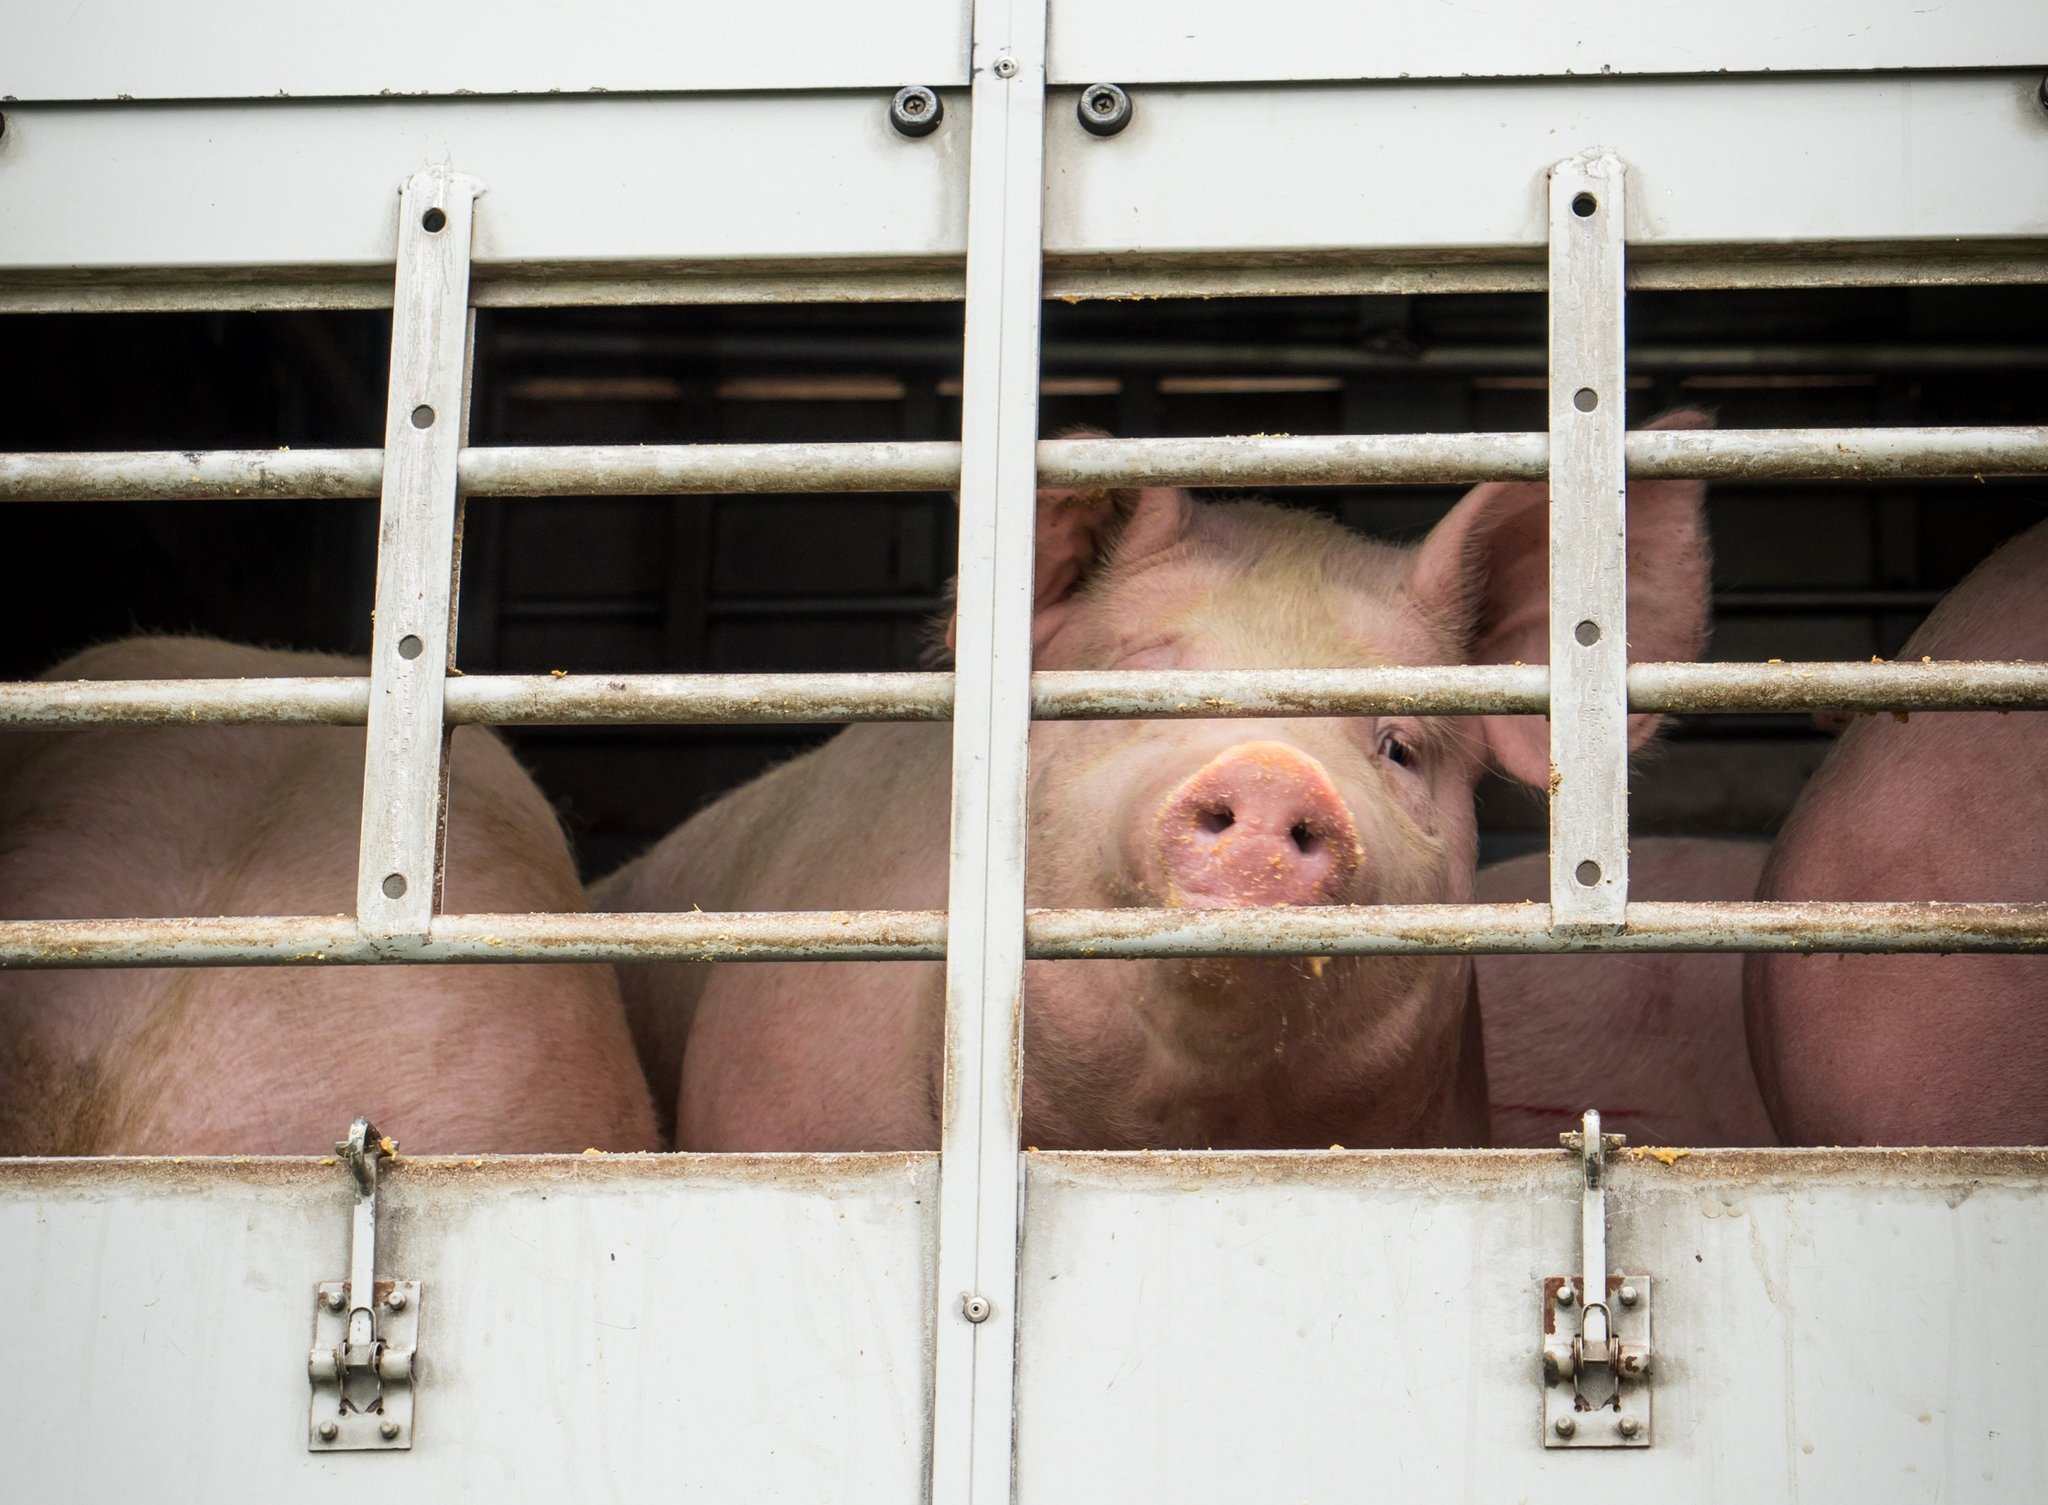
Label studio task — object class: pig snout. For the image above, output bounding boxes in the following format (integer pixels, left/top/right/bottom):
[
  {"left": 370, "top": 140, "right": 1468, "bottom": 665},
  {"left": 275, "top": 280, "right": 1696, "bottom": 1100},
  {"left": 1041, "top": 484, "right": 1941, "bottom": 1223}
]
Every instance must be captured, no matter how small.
[{"left": 1155, "top": 741, "right": 1363, "bottom": 908}]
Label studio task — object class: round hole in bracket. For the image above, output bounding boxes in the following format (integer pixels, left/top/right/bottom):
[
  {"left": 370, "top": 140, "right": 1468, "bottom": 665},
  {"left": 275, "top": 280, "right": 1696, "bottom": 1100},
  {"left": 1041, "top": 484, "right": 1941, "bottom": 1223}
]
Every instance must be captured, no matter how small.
[
  {"left": 1575, "top": 860, "right": 1602, "bottom": 887},
  {"left": 421, "top": 207, "right": 447, "bottom": 233},
  {"left": 397, "top": 634, "right": 424, "bottom": 660},
  {"left": 382, "top": 873, "right": 409, "bottom": 899},
  {"left": 1571, "top": 191, "right": 1598, "bottom": 217},
  {"left": 1573, "top": 387, "right": 1599, "bottom": 413},
  {"left": 1574, "top": 619, "right": 1602, "bottom": 646},
  {"left": 410, "top": 404, "right": 435, "bottom": 429}
]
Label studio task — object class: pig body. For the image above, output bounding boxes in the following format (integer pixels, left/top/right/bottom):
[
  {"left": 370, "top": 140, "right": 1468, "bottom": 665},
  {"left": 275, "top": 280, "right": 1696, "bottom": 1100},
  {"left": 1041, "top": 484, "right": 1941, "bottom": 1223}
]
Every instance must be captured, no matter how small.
[
  {"left": 602, "top": 419, "right": 1711, "bottom": 1152},
  {"left": 0, "top": 636, "right": 659, "bottom": 1155},
  {"left": 1477, "top": 838, "right": 1778, "bottom": 1149},
  {"left": 1745, "top": 521, "right": 2048, "bottom": 1145}
]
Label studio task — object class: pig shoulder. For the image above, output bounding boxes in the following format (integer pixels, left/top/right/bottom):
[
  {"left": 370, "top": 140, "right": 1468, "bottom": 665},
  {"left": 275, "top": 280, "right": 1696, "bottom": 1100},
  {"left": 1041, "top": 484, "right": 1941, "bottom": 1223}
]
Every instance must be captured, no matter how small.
[
  {"left": 1477, "top": 837, "right": 1777, "bottom": 1148},
  {"left": 0, "top": 635, "right": 657, "bottom": 1155}
]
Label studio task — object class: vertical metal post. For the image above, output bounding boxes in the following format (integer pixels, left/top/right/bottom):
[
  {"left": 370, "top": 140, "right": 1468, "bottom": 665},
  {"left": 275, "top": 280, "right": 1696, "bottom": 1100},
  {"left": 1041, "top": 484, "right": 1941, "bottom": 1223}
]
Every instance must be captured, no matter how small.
[
  {"left": 1546, "top": 152, "right": 1630, "bottom": 929},
  {"left": 356, "top": 169, "right": 480, "bottom": 941},
  {"left": 930, "top": 3, "right": 1047, "bottom": 1501}
]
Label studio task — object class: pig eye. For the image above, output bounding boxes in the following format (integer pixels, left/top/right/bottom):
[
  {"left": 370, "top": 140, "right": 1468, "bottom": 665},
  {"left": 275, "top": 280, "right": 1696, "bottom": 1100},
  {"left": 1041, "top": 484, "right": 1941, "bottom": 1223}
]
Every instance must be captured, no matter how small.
[{"left": 1378, "top": 728, "right": 1416, "bottom": 768}]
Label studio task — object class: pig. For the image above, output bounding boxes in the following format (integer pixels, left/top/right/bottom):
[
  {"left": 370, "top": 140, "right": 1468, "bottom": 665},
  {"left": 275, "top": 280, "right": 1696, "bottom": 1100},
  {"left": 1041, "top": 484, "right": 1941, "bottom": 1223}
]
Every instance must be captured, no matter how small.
[
  {"left": 0, "top": 636, "right": 660, "bottom": 1156},
  {"left": 1476, "top": 837, "right": 1778, "bottom": 1149},
  {"left": 599, "top": 414, "right": 1713, "bottom": 1152},
  {"left": 1745, "top": 518, "right": 2048, "bottom": 1145}
]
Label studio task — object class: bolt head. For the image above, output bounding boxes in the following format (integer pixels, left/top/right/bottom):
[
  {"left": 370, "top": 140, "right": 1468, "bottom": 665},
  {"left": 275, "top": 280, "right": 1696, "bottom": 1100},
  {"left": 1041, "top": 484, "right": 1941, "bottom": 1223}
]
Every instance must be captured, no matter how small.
[
  {"left": 1618, "top": 1415, "right": 1642, "bottom": 1438},
  {"left": 385, "top": 1288, "right": 408, "bottom": 1311},
  {"left": 1556, "top": 1282, "right": 1577, "bottom": 1307},
  {"left": 1619, "top": 1283, "right": 1639, "bottom": 1307},
  {"left": 317, "top": 1421, "right": 339, "bottom": 1442},
  {"left": 992, "top": 55, "right": 1019, "bottom": 78},
  {"left": 1553, "top": 1415, "right": 1577, "bottom": 1439},
  {"left": 323, "top": 1288, "right": 345, "bottom": 1311},
  {"left": 379, "top": 1419, "right": 402, "bottom": 1441}
]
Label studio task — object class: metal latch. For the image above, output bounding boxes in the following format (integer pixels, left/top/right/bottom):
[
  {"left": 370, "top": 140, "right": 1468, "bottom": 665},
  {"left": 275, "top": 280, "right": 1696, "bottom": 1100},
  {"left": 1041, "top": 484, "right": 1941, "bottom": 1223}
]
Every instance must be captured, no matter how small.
[
  {"left": 1542, "top": 1108, "right": 1652, "bottom": 1447},
  {"left": 308, "top": 1118, "right": 420, "bottom": 1450}
]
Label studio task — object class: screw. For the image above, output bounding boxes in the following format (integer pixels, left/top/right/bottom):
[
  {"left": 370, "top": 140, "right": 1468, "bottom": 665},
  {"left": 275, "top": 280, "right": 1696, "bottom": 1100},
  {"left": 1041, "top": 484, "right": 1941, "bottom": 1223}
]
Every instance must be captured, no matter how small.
[
  {"left": 962, "top": 1293, "right": 992, "bottom": 1323},
  {"left": 1077, "top": 83, "right": 1133, "bottom": 137},
  {"left": 1618, "top": 1415, "right": 1642, "bottom": 1439},
  {"left": 323, "top": 1288, "right": 345, "bottom": 1312},
  {"left": 1619, "top": 1283, "right": 1639, "bottom": 1307},
  {"left": 385, "top": 1288, "right": 408, "bottom": 1312},
  {"left": 889, "top": 86, "right": 943, "bottom": 139},
  {"left": 1556, "top": 1282, "right": 1577, "bottom": 1307},
  {"left": 380, "top": 1419, "right": 402, "bottom": 1441},
  {"left": 1554, "top": 1415, "right": 1577, "bottom": 1439},
  {"left": 317, "top": 1421, "right": 339, "bottom": 1442},
  {"left": 992, "top": 55, "right": 1018, "bottom": 78}
]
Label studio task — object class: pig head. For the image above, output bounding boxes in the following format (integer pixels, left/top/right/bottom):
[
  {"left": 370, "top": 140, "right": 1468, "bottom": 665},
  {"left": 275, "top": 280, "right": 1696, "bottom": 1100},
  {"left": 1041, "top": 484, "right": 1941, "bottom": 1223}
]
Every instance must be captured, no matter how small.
[{"left": 989, "top": 415, "right": 1713, "bottom": 1149}]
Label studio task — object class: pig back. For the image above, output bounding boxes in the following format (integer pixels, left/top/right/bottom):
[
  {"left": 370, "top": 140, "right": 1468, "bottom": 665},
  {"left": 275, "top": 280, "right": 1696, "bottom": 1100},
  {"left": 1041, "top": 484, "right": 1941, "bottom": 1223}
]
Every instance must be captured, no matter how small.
[
  {"left": 1746, "top": 520, "right": 2048, "bottom": 1145},
  {"left": 0, "top": 636, "right": 659, "bottom": 1155}
]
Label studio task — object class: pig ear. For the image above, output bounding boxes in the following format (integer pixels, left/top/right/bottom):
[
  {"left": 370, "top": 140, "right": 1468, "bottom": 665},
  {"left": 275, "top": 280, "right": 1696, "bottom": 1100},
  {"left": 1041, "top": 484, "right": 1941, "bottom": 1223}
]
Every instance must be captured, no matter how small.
[
  {"left": 1407, "top": 409, "right": 1713, "bottom": 787},
  {"left": 946, "top": 430, "right": 1190, "bottom": 653}
]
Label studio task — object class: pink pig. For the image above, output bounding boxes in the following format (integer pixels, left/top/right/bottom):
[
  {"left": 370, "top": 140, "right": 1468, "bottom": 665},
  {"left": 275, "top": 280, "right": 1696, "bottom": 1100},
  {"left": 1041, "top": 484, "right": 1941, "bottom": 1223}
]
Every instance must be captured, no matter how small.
[
  {"left": 0, "top": 636, "right": 660, "bottom": 1156},
  {"left": 1746, "top": 518, "right": 2048, "bottom": 1145},
  {"left": 599, "top": 415, "right": 1712, "bottom": 1151}
]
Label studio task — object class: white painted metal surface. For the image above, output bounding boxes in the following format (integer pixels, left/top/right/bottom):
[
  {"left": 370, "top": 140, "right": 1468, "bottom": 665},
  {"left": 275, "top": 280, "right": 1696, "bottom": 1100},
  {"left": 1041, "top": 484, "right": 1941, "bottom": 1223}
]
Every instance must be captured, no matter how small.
[
  {"left": 1015, "top": 1150, "right": 2048, "bottom": 1502},
  {"left": 355, "top": 171, "right": 476, "bottom": 939},
  {"left": 1545, "top": 153, "right": 1629, "bottom": 927},
  {"left": 4, "top": 1154, "right": 937, "bottom": 1500},
  {"left": 931, "top": 2, "right": 1048, "bottom": 1497},
  {"left": 5, "top": 0, "right": 971, "bottom": 100},
  {"left": 1048, "top": 0, "right": 2048, "bottom": 84}
]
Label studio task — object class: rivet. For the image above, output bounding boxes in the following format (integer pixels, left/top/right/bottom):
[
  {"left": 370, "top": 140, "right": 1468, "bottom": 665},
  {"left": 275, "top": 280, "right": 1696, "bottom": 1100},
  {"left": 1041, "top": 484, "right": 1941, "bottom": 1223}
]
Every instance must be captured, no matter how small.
[
  {"left": 379, "top": 1419, "right": 402, "bottom": 1441},
  {"left": 385, "top": 1288, "right": 408, "bottom": 1312},
  {"left": 318, "top": 1421, "right": 339, "bottom": 1442},
  {"left": 992, "top": 55, "right": 1018, "bottom": 78},
  {"left": 1556, "top": 1282, "right": 1577, "bottom": 1307},
  {"left": 1619, "top": 1283, "right": 1638, "bottom": 1307},
  {"left": 323, "top": 1288, "right": 345, "bottom": 1311},
  {"left": 962, "top": 1292, "right": 992, "bottom": 1323},
  {"left": 1554, "top": 1415, "right": 1577, "bottom": 1439},
  {"left": 1618, "top": 1415, "right": 1641, "bottom": 1438}
]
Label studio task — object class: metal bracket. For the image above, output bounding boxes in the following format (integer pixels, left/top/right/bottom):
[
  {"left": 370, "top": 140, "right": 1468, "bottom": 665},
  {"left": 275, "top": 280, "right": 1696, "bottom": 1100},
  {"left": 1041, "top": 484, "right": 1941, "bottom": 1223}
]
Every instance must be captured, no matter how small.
[
  {"left": 1542, "top": 1109, "right": 1652, "bottom": 1448},
  {"left": 309, "top": 1118, "right": 419, "bottom": 1451}
]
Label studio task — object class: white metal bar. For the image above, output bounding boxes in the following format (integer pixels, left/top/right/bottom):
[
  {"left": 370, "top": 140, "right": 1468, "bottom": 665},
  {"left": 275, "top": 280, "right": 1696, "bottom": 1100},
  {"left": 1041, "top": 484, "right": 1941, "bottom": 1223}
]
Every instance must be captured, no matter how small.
[
  {"left": 10, "top": 660, "right": 2048, "bottom": 729},
  {"left": 931, "top": 4, "right": 1047, "bottom": 1500},
  {"left": 2, "top": 902, "right": 2046, "bottom": 970},
  {"left": 11, "top": 426, "right": 2047, "bottom": 505},
  {"left": 1547, "top": 152, "right": 1630, "bottom": 928},
  {"left": 355, "top": 170, "right": 480, "bottom": 941}
]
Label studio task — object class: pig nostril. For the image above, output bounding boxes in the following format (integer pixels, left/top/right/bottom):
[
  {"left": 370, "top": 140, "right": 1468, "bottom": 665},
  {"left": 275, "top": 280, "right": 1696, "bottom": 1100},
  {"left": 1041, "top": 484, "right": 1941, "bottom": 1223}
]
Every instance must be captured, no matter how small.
[
  {"left": 1289, "top": 822, "right": 1320, "bottom": 855},
  {"left": 1196, "top": 808, "right": 1234, "bottom": 835}
]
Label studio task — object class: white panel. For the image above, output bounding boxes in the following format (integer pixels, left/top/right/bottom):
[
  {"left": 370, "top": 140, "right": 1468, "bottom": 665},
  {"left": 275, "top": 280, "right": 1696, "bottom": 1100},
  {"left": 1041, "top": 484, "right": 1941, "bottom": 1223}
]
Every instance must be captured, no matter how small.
[
  {"left": 4, "top": 1155, "right": 936, "bottom": 1501},
  {"left": 0, "top": 93, "right": 970, "bottom": 280},
  {"left": 1043, "top": 72, "right": 2048, "bottom": 260},
  {"left": 6, "top": 0, "right": 969, "bottom": 101},
  {"left": 1048, "top": 0, "right": 2048, "bottom": 84},
  {"left": 1016, "top": 1151, "right": 2048, "bottom": 1503}
]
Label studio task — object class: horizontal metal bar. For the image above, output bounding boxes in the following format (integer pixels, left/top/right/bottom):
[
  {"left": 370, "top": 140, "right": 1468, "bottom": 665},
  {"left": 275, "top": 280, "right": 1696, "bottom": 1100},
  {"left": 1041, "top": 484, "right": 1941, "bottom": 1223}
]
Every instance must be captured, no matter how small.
[
  {"left": 7, "top": 427, "right": 2047, "bottom": 504},
  {"left": 2, "top": 902, "right": 2044, "bottom": 970},
  {"left": 7, "top": 661, "right": 2048, "bottom": 729}
]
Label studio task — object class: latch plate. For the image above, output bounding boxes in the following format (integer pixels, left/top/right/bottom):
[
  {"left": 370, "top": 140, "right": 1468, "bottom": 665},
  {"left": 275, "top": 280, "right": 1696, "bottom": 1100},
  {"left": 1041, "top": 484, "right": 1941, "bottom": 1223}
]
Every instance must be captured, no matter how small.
[
  {"left": 309, "top": 1279, "right": 421, "bottom": 1450},
  {"left": 1541, "top": 1273, "right": 1652, "bottom": 1447}
]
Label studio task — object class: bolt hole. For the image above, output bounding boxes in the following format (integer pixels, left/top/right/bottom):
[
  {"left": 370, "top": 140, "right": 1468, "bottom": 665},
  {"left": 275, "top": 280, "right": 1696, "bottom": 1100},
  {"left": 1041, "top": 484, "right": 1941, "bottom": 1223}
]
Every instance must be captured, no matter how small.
[
  {"left": 1574, "top": 620, "right": 1601, "bottom": 646},
  {"left": 1575, "top": 860, "right": 1602, "bottom": 887},
  {"left": 397, "top": 634, "right": 424, "bottom": 660},
  {"left": 421, "top": 207, "right": 447, "bottom": 233},
  {"left": 410, "top": 404, "right": 435, "bottom": 429},
  {"left": 382, "top": 873, "right": 409, "bottom": 899},
  {"left": 1573, "top": 387, "right": 1599, "bottom": 413},
  {"left": 1571, "top": 192, "right": 1598, "bottom": 217}
]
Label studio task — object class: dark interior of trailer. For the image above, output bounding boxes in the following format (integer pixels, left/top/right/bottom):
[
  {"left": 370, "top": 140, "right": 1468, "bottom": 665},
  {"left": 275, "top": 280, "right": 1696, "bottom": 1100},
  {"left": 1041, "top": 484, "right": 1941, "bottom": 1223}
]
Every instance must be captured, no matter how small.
[{"left": 5, "top": 287, "right": 2045, "bottom": 877}]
